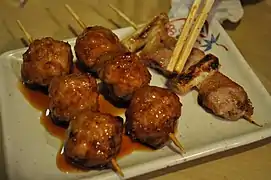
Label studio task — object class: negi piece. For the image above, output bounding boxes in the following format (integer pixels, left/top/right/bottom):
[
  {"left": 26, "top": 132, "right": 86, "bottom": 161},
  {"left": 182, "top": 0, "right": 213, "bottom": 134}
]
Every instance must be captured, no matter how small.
[
  {"left": 98, "top": 53, "right": 151, "bottom": 104},
  {"left": 64, "top": 111, "right": 123, "bottom": 169},
  {"left": 21, "top": 37, "right": 73, "bottom": 90},
  {"left": 74, "top": 26, "right": 127, "bottom": 74},
  {"left": 197, "top": 71, "right": 254, "bottom": 121},
  {"left": 125, "top": 86, "right": 182, "bottom": 149},
  {"left": 48, "top": 73, "right": 99, "bottom": 127}
]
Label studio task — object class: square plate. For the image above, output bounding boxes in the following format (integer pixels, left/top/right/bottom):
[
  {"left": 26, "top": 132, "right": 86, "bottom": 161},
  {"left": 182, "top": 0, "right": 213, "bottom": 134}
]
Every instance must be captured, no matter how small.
[{"left": 0, "top": 19, "right": 271, "bottom": 180}]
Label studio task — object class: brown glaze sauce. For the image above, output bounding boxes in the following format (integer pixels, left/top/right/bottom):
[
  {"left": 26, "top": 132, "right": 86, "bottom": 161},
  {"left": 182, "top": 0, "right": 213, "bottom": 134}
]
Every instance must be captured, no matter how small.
[{"left": 18, "top": 80, "right": 150, "bottom": 173}]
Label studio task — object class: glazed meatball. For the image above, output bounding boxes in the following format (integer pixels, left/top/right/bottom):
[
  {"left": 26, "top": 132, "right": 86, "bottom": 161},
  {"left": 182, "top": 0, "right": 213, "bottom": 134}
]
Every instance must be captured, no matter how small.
[
  {"left": 48, "top": 73, "right": 98, "bottom": 126},
  {"left": 125, "top": 86, "right": 182, "bottom": 149},
  {"left": 21, "top": 37, "right": 73, "bottom": 90},
  {"left": 98, "top": 53, "right": 151, "bottom": 103},
  {"left": 75, "top": 26, "right": 126, "bottom": 74},
  {"left": 64, "top": 111, "right": 123, "bottom": 169}
]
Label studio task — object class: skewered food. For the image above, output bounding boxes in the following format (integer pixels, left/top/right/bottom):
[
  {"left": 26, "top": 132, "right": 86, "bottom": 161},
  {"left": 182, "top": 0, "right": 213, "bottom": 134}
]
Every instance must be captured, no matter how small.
[
  {"left": 21, "top": 37, "right": 73, "bottom": 90},
  {"left": 64, "top": 111, "right": 123, "bottom": 169},
  {"left": 197, "top": 71, "right": 253, "bottom": 121},
  {"left": 48, "top": 73, "right": 99, "bottom": 127},
  {"left": 125, "top": 86, "right": 182, "bottom": 149},
  {"left": 121, "top": 13, "right": 205, "bottom": 76},
  {"left": 98, "top": 53, "right": 151, "bottom": 104},
  {"left": 168, "top": 54, "right": 220, "bottom": 95},
  {"left": 74, "top": 26, "right": 127, "bottom": 74}
]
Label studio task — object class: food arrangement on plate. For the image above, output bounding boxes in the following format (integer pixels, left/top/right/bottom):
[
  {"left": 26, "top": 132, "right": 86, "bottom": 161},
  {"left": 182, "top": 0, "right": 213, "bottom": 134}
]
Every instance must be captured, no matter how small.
[{"left": 11, "top": 1, "right": 263, "bottom": 179}]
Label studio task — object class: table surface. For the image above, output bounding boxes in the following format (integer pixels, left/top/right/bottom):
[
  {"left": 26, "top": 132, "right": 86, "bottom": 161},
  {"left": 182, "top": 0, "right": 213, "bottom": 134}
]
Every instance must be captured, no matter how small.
[{"left": 0, "top": 0, "right": 271, "bottom": 180}]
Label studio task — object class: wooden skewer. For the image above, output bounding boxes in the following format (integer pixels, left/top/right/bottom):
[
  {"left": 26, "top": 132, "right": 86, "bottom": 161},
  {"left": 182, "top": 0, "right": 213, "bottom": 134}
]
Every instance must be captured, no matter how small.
[
  {"left": 65, "top": 4, "right": 87, "bottom": 29},
  {"left": 108, "top": 4, "right": 138, "bottom": 30},
  {"left": 169, "top": 133, "right": 185, "bottom": 153},
  {"left": 16, "top": 20, "right": 33, "bottom": 43},
  {"left": 111, "top": 158, "right": 124, "bottom": 177},
  {"left": 174, "top": 0, "right": 215, "bottom": 73},
  {"left": 106, "top": 5, "right": 186, "bottom": 153},
  {"left": 166, "top": 0, "right": 202, "bottom": 72},
  {"left": 243, "top": 115, "right": 263, "bottom": 127}
]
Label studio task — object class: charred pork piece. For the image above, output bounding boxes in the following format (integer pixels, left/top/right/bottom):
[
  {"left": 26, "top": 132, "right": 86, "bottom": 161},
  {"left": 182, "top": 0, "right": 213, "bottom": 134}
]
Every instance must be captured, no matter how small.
[
  {"left": 21, "top": 37, "right": 73, "bottom": 91},
  {"left": 122, "top": 13, "right": 173, "bottom": 52},
  {"left": 98, "top": 53, "right": 151, "bottom": 105},
  {"left": 64, "top": 111, "right": 123, "bottom": 169},
  {"left": 121, "top": 13, "right": 205, "bottom": 76},
  {"left": 197, "top": 71, "right": 254, "bottom": 121},
  {"left": 74, "top": 26, "right": 126, "bottom": 74},
  {"left": 125, "top": 86, "right": 182, "bottom": 149},
  {"left": 168, "top": 54, "right": 220, "bottom": 95},
  {"left": 48, "top": 73, "right": 98, "bottom": 127}
]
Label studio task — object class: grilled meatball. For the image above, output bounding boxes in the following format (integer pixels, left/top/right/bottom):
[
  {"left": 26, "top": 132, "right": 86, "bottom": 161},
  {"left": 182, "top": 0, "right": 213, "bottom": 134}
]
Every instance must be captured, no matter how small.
[
  {"left": 64, "top": 111, "right": 123, "bottom": 169},
  {"left": 48, "top": 73, "right": 98, "bottom": 126},
  {"left": 198, "top": 71, "right": 254, "bottom": 121},
  {"left": 21, "top": 37, "right": 73, "bottom": 90},
  {"left": 75, "top": 26, "right": 126, "bottom": 74},
  {"left": 98, "top": 53, "right": 151, "bottom": 104},
  {"left": 125, "top": 86, "right": 182, "bottom": 149}
]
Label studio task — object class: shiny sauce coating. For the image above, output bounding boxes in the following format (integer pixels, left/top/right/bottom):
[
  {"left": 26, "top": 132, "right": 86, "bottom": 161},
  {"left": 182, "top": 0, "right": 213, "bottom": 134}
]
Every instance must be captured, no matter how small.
[{"left": 18, "top": 80, "right": 150, "bottom": 173}]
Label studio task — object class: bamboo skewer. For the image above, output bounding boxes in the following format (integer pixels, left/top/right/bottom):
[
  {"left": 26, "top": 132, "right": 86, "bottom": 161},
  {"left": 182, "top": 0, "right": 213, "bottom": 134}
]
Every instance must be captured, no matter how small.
[
  {"left": 108, "top": 4, "right": 138, "bottom": 30},
  {"left": 111, "top": 158, "right": 124, "bottom": 177},
  {"left": 169, "top": 133, "right": 185, "bottom": 153},
  {"left": 174, "top": 0, "right": 215, "bottom": 73},
  {"left": 244, "top": 115, "right": 263, "bottom": 127},
  {"left": 65, "top": 4, "right": 86, "bottom": 29},
  {"left": 16, "top": 20, "right": 33, "bottom": 43},
  {"left": 64, "top": 5, "right": 125, "bottom": 176},
  {"left": 166, "top": 0, "right": 202, "bottom": 72}
]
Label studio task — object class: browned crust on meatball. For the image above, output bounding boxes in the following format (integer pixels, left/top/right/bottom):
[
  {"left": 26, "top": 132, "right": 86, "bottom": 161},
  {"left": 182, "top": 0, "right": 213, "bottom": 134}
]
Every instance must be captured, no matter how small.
[
  {"left": 125, "top": 86, "right": 182, "bottom": 149},
  {"left": 74, "top": 26, "right": 126, "bottom": 74},
  {"left": 21, "top": 37, "right": 73, "bottom": 89},
  {"left": 64, "top": 111, "right": 123, "bottom": 169},
  {"left": 48, "top": 73, "right": 98, "bottom": 126},
  {"left": 98, "top": 53, "right": 151, "bottom": 103}
]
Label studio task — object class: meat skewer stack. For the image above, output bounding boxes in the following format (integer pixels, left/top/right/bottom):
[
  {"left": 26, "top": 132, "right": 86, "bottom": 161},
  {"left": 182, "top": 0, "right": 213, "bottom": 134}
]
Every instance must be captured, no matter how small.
[
  {"left": 65, "top": 4, "right": 185, "bottom": 152},
  {"left": 16, "top": 20, "right": 124, "bottom": 177},
  {"left": 108, "top": 1, "right": 262, "bottom": 127}
]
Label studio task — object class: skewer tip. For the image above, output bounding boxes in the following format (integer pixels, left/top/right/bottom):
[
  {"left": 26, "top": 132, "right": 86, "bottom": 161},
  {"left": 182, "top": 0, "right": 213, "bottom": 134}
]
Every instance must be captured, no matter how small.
[
  {"left": 169, "top": 133, "right": 185, "bottom": 153},
  {"left": 111, "top": 158, "right": 124, "bottom": 177},
  {"left": 243, "top": 115, "right": 263, "bottom": 127}
]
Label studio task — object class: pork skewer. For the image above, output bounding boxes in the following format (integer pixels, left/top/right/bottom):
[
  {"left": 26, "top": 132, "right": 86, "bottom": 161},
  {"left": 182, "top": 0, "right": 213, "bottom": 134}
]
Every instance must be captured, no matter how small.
[
  {"left": 16, "top": 20, "right": 73, "bottom": 92},
  {"left": 106, "top": 4, "right": 262, "bottom": 127},
  {"left": 65, "top": 4, "right": 151, "bottom": 106},
  {"left": 64, "top": 4, "right": 125, "bottom": 177},
  {"left": 126, "top": 86, "right": 184, "bottom": 152},
  {"left": 108, "top": 5, "right": 185, "bottom": 153},
  {"left": 66, "top": 4, "right": 184, "bottom": 153}
]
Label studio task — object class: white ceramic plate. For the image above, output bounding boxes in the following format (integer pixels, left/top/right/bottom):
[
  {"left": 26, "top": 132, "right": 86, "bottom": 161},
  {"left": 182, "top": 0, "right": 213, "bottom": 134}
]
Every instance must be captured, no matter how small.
[{"left": 0, "top": 19, "right": 271, "bottom": 180}]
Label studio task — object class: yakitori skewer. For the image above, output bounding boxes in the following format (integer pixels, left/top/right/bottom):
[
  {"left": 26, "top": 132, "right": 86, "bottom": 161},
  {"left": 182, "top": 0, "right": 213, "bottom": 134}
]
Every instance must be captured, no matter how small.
[
  {"left": 64, "top": 4, "right": 125, "bottom": 176},
  {"left": 106, "top": 2, "right": 262, "bottom": 129},
  {"left": 16, "top": 20, "right": 33, "bottom": 43},
  {"left": 107, "top": 4, "right": 185, "bottom": 154},
  {"left": 108, "top": 4, "right": 137, "bottom": 29}
]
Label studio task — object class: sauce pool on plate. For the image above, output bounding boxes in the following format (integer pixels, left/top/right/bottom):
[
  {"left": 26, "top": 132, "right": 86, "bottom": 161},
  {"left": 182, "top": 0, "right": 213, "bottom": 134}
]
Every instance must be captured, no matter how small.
[{"left": 18, "top": 81, "right": 151, "bottom": 173}]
